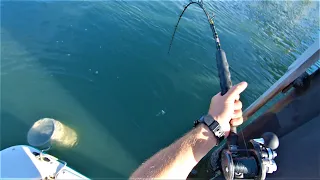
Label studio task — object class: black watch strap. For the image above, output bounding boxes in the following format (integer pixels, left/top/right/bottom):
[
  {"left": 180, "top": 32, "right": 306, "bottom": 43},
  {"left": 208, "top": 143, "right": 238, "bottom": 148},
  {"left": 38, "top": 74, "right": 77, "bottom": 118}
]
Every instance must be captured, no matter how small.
[{"left": 194, "top": 114, "right": 225, "bottom": 142}]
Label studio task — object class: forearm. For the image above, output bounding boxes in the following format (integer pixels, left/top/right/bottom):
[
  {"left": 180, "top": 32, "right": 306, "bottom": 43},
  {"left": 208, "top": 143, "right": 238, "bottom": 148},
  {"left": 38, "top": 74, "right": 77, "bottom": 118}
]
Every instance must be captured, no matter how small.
[{"left": 130, "top": 124, "right": 217, "bottom": 179}]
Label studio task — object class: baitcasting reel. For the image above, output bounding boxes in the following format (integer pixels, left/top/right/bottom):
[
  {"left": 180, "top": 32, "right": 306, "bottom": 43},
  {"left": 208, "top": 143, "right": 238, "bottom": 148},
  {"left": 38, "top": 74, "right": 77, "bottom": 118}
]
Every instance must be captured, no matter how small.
[{"left": 221, "top": 132, "right": 279, "bottom": 180}]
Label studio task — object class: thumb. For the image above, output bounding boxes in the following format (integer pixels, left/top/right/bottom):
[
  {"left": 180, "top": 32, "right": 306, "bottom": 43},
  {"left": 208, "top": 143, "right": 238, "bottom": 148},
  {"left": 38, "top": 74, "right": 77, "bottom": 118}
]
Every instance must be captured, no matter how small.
[{"left": 226, "top": 82, "right": 248, "bottom": 100}]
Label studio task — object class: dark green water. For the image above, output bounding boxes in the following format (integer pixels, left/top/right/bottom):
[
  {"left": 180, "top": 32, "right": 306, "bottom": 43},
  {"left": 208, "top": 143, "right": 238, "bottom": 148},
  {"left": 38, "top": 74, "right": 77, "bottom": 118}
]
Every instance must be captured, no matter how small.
[{"left": 1, "top": 1, "right": 318, "bottom": 178}]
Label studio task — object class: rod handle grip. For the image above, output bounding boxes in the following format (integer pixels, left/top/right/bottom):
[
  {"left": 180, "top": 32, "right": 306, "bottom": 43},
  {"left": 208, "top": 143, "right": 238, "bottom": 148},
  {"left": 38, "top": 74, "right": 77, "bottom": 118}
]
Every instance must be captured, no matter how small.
[
  {"left": 216, "top": 49, "right": 237, "bottom": 134},
  {"left": 216, "top": 49, "right": 232, "bottom": 96}
]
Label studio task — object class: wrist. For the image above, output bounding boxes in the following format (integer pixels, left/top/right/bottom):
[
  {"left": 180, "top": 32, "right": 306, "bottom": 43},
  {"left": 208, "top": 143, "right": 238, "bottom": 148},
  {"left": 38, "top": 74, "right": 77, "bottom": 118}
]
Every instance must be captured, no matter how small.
[
  {"left": 208, "top": 113, "right": 230, "bottom": 135},
  {"left": 187, "top": 124, "right": 218, "bottom": 163},
  {"left": 195, "top": 124, "right": 218, "bottom": 145},
  {"left": 208, "top": 113, "right": 222, "bottom": 126}
]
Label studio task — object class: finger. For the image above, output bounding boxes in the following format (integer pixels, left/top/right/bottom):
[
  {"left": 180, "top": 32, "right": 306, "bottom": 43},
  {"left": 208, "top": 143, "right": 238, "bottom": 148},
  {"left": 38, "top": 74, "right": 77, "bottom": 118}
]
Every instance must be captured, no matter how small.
[
  {"left": 234, "top": 100, "right": 242, "bottom": 110},
  {"left": 235, "top": 94, "right": 240, "bottom": 101},
  {"left": 232, "top": 110, "right": 242, "bottom": 119},
  {"left": 231, "top": 117, "right": 243, "bottom": 126},
  {"left": 226, "top": 82, "right": 248, "bottom": 100}
]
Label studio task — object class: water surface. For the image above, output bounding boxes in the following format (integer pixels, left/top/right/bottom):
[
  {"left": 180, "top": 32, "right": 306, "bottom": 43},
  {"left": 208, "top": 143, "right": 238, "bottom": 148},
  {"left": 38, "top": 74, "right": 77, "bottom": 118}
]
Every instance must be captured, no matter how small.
[{"left": 1, "top": 1, "right": 318, "bottom": 178}]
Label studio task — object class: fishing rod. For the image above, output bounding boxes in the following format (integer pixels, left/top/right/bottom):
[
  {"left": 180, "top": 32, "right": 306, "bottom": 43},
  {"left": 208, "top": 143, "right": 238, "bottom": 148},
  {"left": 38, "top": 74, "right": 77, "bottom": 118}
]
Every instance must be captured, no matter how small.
[
  {"left": 168, "top": 1, "right": 279, "bottom": 179},
  {"left": 168, "top": 0, "right": 232, "bottom": 96},
  {"left": 168, "top": 0, "right": 237, "bottom": 151}
]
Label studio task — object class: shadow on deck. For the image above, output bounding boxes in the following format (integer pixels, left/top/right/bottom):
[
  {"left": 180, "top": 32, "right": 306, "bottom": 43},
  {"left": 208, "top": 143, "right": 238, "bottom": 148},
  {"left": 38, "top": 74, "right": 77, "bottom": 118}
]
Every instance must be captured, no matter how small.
[{"left": 242, "top": 69, "right": 320, "bottom": 179}]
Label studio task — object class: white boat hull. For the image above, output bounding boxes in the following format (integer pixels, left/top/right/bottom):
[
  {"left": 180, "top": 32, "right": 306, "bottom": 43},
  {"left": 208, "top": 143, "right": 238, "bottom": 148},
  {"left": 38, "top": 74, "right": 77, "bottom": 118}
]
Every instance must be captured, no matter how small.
[{"left": 0, "top": 145, "right": 88, "bottom": 179}]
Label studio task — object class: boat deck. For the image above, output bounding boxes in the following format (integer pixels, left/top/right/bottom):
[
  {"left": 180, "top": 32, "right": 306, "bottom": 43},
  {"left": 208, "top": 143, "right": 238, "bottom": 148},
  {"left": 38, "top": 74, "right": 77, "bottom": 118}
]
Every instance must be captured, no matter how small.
[
  {"left": 188, "top": 41, "right": 320, "bottom": 179},
  {"left": 242, "top": 69, "right": 320, "bottom": 179},
  {"left": 188, "top": 69, "right": 320, "bottom": 180}
]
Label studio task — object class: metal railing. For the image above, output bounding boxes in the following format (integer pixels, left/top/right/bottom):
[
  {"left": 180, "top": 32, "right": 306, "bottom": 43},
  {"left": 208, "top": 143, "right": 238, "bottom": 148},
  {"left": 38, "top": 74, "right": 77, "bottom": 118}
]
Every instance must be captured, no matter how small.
[{"left": 243, "top": 40, "right": 320, "bottom": 121}]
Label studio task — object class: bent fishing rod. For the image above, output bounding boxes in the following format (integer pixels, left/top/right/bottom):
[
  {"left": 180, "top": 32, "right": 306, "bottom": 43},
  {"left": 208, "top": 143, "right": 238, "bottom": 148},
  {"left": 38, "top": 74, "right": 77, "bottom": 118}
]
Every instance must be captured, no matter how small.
[
  {"left": 168, "top": 0, "right": 235, "bottom": 137},
  {"left": 168, "top": 1, "right": 279, "bottom": 180}
]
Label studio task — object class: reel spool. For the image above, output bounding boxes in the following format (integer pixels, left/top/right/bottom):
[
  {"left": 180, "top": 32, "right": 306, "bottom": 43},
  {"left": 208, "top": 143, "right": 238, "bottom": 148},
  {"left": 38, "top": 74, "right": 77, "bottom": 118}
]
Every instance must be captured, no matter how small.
[{"left": 221, "top": 132, "right": 279, "bottom": 180}]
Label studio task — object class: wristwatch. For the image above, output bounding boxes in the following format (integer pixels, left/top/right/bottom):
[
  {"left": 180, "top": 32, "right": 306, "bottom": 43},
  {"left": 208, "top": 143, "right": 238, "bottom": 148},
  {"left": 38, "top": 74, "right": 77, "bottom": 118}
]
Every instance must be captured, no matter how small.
[{"left": 194, "top": 114, "right": 225, "bottom": 144}]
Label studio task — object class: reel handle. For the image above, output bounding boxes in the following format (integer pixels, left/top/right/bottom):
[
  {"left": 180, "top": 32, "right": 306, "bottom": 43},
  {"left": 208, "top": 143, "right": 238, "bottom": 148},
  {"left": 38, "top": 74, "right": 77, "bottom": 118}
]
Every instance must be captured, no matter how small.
[{"left": 262, "top": 132, "right": 279, "bottom": 150}]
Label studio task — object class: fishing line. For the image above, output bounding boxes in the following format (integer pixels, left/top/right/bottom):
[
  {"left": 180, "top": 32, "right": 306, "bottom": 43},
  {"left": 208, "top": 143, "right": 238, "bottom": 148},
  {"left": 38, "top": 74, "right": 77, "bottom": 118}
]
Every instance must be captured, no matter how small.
[{"left": 241, "top": 130, "right": 250, "bottom": 157}]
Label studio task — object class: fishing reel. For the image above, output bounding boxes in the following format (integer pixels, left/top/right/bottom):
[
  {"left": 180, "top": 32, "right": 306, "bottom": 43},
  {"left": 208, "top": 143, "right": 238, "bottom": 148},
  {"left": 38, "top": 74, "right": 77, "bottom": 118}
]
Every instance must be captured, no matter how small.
[{"left": 221, "top": 132, "right": 279, "bottom": 180}]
